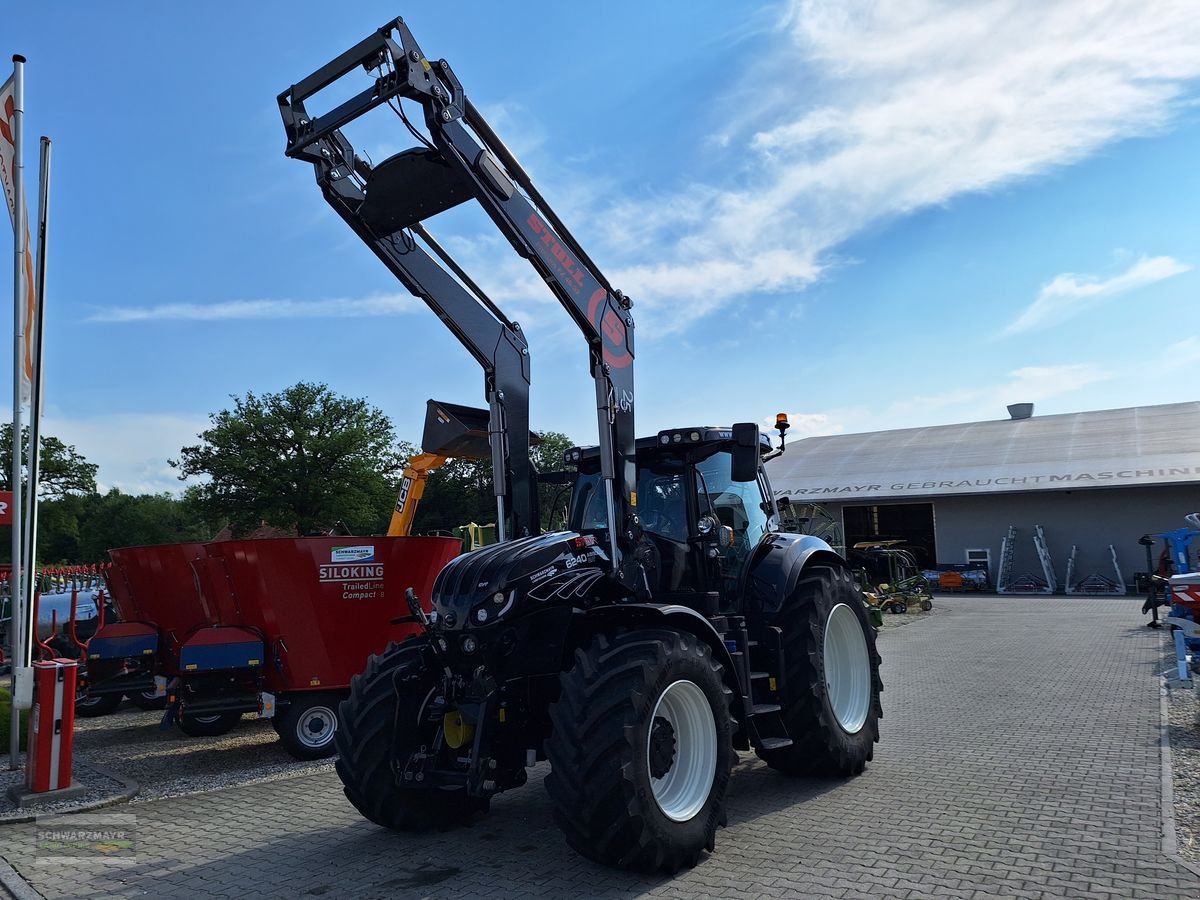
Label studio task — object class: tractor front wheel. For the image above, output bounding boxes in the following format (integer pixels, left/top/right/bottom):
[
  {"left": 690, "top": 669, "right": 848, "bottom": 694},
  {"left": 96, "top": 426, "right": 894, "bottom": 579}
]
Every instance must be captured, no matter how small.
[
  {"left": 334, "top": 638, "right": 488, "bottom": 831},
  {"left": 545, "top": 628, "right": 734, "bottom": 873},
  {"left": 758, "top": 566, "right": 882, "bottom": 776}
]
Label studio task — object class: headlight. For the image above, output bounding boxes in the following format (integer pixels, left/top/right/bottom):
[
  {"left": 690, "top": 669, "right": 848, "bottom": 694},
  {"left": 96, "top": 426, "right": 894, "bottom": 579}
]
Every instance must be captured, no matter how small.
[{"left": 472, "top": 590, "right": 516, "bottom": 626}]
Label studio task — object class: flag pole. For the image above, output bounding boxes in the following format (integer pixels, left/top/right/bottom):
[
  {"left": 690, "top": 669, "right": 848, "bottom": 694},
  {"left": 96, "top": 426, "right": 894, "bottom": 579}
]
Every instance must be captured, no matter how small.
[
  {"left": 7, "top": 54, "right": 26, "bottom": 770},
  {"left": 21, "top": 136, "right": 48, "bottom": 676}
]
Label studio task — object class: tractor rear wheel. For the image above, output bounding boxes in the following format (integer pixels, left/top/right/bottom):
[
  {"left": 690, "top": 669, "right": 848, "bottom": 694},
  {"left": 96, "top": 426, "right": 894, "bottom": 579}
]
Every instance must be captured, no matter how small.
[
  {"left": 274, "top": 692, "right": 341, "bottom": 760},
  {"left": 545, "top": 628, "right": 734, "bottom": 873},
  {"left": 334, "top": 638, "right": 487, "bottom": 830},
  {"left": 74, "top": 691, "right": 123, "bottom": 718},
  {"left": 757, "top": 566, "right": 882, "bottom": 776}
]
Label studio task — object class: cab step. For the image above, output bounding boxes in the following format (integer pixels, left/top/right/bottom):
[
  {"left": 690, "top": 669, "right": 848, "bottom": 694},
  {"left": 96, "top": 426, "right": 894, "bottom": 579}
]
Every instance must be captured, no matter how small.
[{"left": 750, "top": 703, "right": 781, "bottom": 716}]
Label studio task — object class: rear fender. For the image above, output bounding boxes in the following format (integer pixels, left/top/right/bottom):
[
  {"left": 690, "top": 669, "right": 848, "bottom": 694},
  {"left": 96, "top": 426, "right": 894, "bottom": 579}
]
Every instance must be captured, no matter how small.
[
  {"left": 745, "top": 532, "right": 847, "bottom": 619},
  {"left": 576, "top": 603, "right": 749, "bottom": 746}
]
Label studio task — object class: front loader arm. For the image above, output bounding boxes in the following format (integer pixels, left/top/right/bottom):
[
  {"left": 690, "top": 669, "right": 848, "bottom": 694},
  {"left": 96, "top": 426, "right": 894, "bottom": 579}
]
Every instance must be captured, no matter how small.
[
  {"left": 279, "top": 32, "right": 537, "bottom": 540},
  {"left": 279, "top": 18, "right": 640, "bottom": 589}
]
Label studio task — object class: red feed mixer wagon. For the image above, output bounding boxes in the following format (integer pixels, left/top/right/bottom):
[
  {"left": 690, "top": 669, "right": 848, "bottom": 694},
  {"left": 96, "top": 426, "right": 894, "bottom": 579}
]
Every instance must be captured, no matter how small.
[
  {"left": 84, "top": 542, "right": 211, "bottom": 716},
  {"left": 96, "top": 534, "right": 459, "bottom": 758}
]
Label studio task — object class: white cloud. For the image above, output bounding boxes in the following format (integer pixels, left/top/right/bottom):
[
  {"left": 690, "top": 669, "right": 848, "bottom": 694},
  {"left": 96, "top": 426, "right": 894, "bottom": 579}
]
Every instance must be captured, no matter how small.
[
  {"left": 106, "top": 3, "right": 1200, "bottom": 340},
  {"left": 42, "top": 412, "right": 209, "bottom": 495},
  {"left": 1163, "top": 335, "right": 1200, "bottom": 366},
  {"left": 601, "top": 0, "right": 1200, "bottom": 332},
  {"left": 760, "top": 412, "right": 845, "bottom": 439},
  {"left": 87, "top": 292, "right": 418, "bottom": 323},
  {"left": 1000, "top": 255, "right": 1190, "bottom": 336},
  {"left": 881, "top": 362, "right": 1110, "bottom": 426}
]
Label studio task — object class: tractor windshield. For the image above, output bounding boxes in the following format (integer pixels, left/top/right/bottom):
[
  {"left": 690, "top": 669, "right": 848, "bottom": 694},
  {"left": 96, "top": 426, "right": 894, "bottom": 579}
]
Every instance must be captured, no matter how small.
[
  {"left": 574, "top": 459, "right": 688, "bottom": 542},
  {"left": 695, "top": 452, "right": 771, "bottom": 581}
]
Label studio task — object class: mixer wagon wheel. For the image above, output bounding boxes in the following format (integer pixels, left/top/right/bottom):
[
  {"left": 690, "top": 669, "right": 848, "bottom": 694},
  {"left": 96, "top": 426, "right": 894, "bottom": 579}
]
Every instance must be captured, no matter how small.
[
  {"left": 273, "top": 692, "right": 342, "bottom": 760},
  {"left": 178, "top": 711, "right": 242, "bottom": 737},
  {"left": 129, "top": 690, "right": 168, "bottom": 711},
  {"left": 75, "top": 691, "right": 122, "bottom": 718}
]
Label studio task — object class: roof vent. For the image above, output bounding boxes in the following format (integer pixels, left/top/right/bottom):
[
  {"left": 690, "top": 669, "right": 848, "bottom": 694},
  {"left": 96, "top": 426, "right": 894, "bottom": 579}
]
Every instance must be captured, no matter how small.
[{"left": 1007, "top": 403, "right": 1034, "bottom": 420}]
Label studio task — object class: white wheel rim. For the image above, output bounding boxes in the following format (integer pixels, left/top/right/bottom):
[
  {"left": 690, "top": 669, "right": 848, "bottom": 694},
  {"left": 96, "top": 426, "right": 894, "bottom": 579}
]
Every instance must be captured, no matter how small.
[
  {"left": 646, "top": 679, "right": 717, "bottom": 822},
  {"left": 193, "top": 714, "right": 222, "bottom": 725},
  {"left": 296, "top": 705, "right": 337, "bottom": 749},
  {"left": 824, "top": 603, "right": 870, "bottom": 734}
]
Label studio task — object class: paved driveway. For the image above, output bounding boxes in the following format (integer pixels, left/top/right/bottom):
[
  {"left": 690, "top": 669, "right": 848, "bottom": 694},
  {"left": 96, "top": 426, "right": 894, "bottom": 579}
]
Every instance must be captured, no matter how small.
[{"left": 3, "top": 597, "right": 1197, "bottom": 899}]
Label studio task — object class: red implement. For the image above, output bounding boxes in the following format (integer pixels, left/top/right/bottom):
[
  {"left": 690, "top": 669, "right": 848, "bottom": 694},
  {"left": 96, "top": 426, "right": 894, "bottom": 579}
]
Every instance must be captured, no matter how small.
[
  {"left": 93, "top": 534, "right": 462, "bottom": 753},
  {"left": 198, "top": 536, "right": 459, "bottom": 691},
  {"left": 106, "top": 543, "right": 210, "bottom": 668}
]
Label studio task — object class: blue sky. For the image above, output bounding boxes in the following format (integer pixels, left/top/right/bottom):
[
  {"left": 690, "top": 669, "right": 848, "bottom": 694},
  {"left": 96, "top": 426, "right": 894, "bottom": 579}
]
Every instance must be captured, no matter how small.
[{"left": 6, "top": 1, "right": 1199, "bottom": 493}]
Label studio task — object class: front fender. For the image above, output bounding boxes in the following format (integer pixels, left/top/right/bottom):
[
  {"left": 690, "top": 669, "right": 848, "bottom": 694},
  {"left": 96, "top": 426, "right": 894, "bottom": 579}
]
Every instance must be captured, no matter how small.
[
  {"left": 579, "top": 603, "right": 749, "bottom": 746},
  {"left": 745, "top": 532, "right": 847, "bottom": 618}
]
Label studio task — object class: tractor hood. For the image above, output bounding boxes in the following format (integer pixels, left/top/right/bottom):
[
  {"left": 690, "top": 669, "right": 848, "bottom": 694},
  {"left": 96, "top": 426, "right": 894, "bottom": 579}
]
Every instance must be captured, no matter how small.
[{"left": 430, "top": 531, "right": 610, "bottom": 630}]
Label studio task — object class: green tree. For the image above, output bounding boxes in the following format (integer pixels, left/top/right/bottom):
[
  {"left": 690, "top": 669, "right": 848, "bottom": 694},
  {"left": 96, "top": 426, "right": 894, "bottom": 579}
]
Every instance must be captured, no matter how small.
[
  {"left": 0, "top": 423, "right": 98, "bottom": 499},
  {"left": 532, "top": 431, "right": 575, "bottom": 530},
  {"left": 172, "top": 382, "right": 409, "bottom": 535},
  {"left": 36, "top": 490, "right": 214, "bottom": 564},
  {"left": 75, "top": 490, "right": 212, "bottom": 560}
]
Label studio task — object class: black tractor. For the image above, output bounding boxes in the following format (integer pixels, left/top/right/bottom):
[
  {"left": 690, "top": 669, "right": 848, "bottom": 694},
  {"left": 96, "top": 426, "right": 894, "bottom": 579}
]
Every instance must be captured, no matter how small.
[{"left": 280, "top": 17, "right": 882, "bottom": 873}]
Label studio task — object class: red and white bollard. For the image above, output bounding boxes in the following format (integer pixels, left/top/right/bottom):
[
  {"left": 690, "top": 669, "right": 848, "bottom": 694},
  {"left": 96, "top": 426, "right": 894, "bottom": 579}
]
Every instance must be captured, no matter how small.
[{"left": 26, "top": 658, "right": 78, "bottom": 793}]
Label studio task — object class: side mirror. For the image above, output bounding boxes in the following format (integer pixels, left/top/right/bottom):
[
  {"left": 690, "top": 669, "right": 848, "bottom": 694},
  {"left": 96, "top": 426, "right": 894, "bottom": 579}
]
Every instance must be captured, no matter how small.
[{"left": 730, "top": 423, "right": 759, "bottom": 483}]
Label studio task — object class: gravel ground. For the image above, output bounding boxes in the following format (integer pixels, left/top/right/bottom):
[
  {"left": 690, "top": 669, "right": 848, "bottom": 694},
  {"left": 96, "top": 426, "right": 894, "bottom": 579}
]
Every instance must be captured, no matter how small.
[
  {"left": 0, "top": 756, "right": 130, "bottom": 821},
  {"left": 1165, "top": 638, "right": 1200, "bottom": 865},
  {"left": 71, "top": 703, "right": 335, "bottom": 803}
]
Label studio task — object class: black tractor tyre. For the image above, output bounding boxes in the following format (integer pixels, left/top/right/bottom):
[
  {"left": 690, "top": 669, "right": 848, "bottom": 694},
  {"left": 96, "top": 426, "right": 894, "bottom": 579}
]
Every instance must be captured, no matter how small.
[
  {"left": 757, "top": 565, "right": 882, "bottom": 777},
  {"left": 129, "top": 690, "right": 168, "bottom": 711},
  {"left": 545, "top": 628, "right": 735, "bottom": 873},
  {"left": 273, "top": 692, "right": 342, "bottom": 760},
  {"left": 178, "top": 711, "right": 242, "bottom": 737},
  {"left": 74, "top": 691, "right": 123, "bottom": 718},
  {"left": 334, "top": 638, "right": 488, "bottom": 831}
]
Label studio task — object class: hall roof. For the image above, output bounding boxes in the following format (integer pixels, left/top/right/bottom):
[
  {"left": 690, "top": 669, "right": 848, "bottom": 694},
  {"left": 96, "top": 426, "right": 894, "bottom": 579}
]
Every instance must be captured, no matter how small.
[{"left": 766, "top": 401, "right": 1200, "bottom": 502}]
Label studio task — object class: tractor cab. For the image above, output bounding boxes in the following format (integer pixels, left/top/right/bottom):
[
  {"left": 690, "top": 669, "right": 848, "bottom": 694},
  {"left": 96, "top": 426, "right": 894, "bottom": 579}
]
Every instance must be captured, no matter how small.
[{"left": 564, "top": 427, "right": 778, "bottom": 610}]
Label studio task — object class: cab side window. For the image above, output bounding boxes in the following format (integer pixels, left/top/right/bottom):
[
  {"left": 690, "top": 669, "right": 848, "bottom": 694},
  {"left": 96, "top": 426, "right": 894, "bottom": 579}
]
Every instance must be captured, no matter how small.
[{"left": 695, "top": 452, "right": 770, "bottom": 577}]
